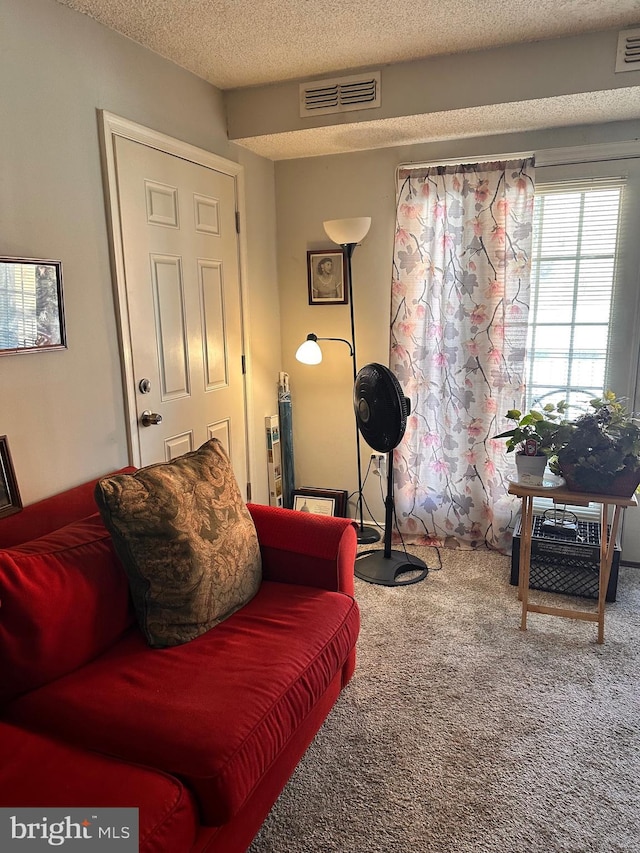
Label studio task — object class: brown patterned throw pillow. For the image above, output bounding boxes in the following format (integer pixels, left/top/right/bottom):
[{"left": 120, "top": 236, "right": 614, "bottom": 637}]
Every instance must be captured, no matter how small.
[{"left": 94, "top": 439, "right": 261, "bottom": 648}]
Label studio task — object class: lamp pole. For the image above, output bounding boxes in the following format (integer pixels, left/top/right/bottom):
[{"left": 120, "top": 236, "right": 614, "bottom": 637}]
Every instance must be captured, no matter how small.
[
  {"left": 298, "top": 217, "right": 380, "bottom": 545},
  {"left": 296, "top": 330, "right": 378, "bottom": 542},
  {"left": 341, "top": 240, "right": 380, "bottom": 545}
]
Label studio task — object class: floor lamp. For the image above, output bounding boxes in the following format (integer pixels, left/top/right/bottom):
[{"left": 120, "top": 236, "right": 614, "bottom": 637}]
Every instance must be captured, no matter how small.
[{"left": 295, "top": 216, "right": 380, "bottom": 545}]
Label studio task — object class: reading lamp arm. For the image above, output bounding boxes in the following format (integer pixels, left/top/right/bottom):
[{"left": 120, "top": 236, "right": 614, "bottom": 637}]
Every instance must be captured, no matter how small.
[{"left": 305, "top": 333, "right": 354, "bottom": 358}]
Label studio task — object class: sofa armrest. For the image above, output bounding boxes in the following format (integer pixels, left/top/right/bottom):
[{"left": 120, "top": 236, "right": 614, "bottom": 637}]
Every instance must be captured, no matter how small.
[
  {"left": 247, "top": 504, "right": 357, "bottom": 596},
  {"left": 0, "top": 467, "right": 136, "bottom": 549}
]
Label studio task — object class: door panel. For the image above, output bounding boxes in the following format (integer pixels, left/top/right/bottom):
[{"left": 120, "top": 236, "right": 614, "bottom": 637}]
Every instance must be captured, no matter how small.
[
  {"left": 208, "top": 419, "right": 231, "bottom": 456},
  {"left": 199, "top": 260, "right": 227, "bottom": 389},
  {"left": 151, "top": 254, "right": 190, "bottom": 400},
  {"left": 164, "top": 432, "right": 194, "bottom": 460},
  {"left": 113, "top": 136, "right": 247, "bottom": 483}
]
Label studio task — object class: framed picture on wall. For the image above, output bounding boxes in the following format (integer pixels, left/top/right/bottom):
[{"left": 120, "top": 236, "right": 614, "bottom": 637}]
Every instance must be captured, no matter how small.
[
  {"left": 0, "top": 436, "right": 22, "bottom": 518},
  {"left": 0, "top": 258, "right": 66, "bottom": 356},
  {"left": 307, "top": 250, "right": 347, "bottom": 305},
  {"left": 292, "top": 487, "right": 348, "bottom": 517}
]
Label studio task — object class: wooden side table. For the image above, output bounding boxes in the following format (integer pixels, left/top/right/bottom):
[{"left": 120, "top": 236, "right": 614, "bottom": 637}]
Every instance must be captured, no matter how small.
[{"left": 508, "top": 482, "right": 636, "bottom": 643}]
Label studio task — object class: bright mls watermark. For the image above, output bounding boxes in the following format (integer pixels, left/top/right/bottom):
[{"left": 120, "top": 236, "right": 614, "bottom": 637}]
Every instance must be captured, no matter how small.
[{"left": 1, "top": 809, "right": 138, "bottom": 850}]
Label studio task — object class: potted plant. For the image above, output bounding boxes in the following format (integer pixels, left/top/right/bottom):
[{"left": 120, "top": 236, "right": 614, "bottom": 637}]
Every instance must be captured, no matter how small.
[
  {"left": 494, "top": 402, "right": 568, "bottom": 485},
  {"left": 550, "top": 392, "right": 640, "bottom": 496}
]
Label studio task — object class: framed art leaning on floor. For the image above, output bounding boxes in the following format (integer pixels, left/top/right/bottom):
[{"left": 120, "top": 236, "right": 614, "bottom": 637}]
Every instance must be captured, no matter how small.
[{"left": 292, "top": 487, "right": 348, "bottom": 517}]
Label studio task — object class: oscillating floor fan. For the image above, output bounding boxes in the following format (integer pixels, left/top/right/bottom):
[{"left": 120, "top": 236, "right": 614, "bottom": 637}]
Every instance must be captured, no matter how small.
[{"left": 353, "top": 363, "right": 429, "bottom": 586}]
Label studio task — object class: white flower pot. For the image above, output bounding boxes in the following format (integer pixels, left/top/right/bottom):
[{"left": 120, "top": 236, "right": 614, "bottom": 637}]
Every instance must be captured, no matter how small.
[{"left": 515, "top": 453, "right": 547, "bottom": 486}]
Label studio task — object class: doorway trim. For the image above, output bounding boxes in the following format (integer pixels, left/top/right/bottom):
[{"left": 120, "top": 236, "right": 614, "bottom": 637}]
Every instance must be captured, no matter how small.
[{"left": 98, "top": 110, "right": 253, "bottom": 485}]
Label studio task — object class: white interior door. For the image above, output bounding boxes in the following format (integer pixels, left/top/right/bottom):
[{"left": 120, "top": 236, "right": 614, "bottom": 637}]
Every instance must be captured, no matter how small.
[{"left": 111, "top": 134, "right": 247, "bottom": 489}]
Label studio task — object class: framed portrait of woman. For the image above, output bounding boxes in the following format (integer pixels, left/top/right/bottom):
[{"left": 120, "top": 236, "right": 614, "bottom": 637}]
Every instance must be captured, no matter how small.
[{"left": 307, "top": 250, "right": 347, "bottom": 305}]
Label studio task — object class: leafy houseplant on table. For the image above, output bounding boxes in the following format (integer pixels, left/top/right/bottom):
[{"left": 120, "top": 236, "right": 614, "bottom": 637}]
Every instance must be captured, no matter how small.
[
  {"left": 550, "top": 392, "right": 640, "bottom": 497},
  {"left": 494, "top": 402, "right": 568, "bottom": 486}
]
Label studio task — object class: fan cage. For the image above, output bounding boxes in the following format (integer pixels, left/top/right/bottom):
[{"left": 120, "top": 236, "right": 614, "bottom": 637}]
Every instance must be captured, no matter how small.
[{"left": 354, "top": 363, "right": 408, "bottom": 453}]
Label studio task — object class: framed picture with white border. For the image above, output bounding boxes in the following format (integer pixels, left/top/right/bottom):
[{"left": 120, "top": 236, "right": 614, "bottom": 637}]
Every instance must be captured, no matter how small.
[{"left": 292, "top": 487, "right": 348, "bottom": 517}]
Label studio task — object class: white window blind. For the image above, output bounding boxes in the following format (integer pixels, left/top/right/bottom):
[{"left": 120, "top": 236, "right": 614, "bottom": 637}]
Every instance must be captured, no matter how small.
[
  {"left": 526, "top": 178, "right": 625, "bottom": 417},
  {"left": 527, "top": 178, "right": 626, "bottom": 520},
  {"left": 0, "top": 263, "right": 37, "bottom": 349}
]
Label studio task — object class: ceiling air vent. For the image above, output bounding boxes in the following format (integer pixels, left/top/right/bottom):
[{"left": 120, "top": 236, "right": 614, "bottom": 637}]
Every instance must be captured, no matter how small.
[
  {"left": 615, "top": 28, "right": 640, "bottom": 73},
  {"left": 300, "top": 72, "right": 380, "bottom": 117}
]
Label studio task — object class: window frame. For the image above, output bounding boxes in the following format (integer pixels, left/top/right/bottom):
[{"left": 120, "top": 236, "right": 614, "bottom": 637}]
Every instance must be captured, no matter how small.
[
  {"left": 525, "top": 177, "right": 626, "bottom": 417},
  {"left": 526, "top": 158, "right": 640, "bottom": 534}
]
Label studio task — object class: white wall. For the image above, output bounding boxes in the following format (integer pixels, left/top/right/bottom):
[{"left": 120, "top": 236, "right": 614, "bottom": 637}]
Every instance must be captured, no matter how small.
[
  {"left": 1, "top": 0, "right": 281, "bottom": 505},
  {"left": 275, "top": 121, "right": 640, "bottom": 531}
]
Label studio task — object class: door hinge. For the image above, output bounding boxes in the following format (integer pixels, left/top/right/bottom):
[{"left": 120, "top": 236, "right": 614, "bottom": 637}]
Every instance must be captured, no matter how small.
[
  {"left": 241, "top": 354, "right": 246, "bottom": 374},
  {"left": 246, "top": 482, "right": 252, "bottom": 501},
  {"left": 235, "top": 211, "right": 240, "bottom": 233}
]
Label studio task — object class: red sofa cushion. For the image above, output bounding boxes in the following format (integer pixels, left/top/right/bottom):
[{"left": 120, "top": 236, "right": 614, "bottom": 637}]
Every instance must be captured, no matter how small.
[
  {"left": 0, "top": 721, "right": 198, "bottom": 852},
  {"left": 0, "top": 515, "right": 134, "bottom": 704},
  {"left": 6, "top": 581, "right": 360, "bottom": 826}
]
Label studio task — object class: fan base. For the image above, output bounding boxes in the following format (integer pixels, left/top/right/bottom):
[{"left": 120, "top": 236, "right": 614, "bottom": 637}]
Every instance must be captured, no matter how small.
[
  {"left": 355, "top": 550, "right": 428, "bottom": 586},
  {"left": 356, "top": 524, "right": 381, "bottom": 545}
]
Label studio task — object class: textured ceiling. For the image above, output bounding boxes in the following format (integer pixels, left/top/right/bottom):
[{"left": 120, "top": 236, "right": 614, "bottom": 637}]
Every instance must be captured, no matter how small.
[
  {"left": 55, "top": 0, "right": 640, "bottom": 158},
  {"left": 55, "top": 0, "right": 640, "bottom": 90},
  {"left": 237, "top": 89, "right": 640, "bottom": 160}
]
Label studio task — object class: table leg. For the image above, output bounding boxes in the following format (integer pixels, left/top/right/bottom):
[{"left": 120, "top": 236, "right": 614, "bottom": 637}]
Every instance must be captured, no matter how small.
[
  {"left": 518, "top": 494, "right": 531, "bottom": 602},
  {"left": 520, "top": 494, "right": 533, "bottom": 632},
  {"left": 597, "top": 503, "right": 622, "bottom": 645},
  {"left": 597, "top": 503, "right": 608, "bottom": 644}
]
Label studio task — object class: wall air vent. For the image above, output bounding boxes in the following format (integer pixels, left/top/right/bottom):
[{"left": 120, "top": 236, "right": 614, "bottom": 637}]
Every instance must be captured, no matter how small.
[
  {"left": 300, "top": 72, "right": 380, "bottom": 117},
  {"left": 615, "top": 28, "right": 640, "bottom": 73}
]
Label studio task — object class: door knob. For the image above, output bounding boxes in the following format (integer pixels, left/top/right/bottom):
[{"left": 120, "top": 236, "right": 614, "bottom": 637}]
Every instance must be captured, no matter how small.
[{"left": 140, "top": 410, "right": 163, "bottom": 427}]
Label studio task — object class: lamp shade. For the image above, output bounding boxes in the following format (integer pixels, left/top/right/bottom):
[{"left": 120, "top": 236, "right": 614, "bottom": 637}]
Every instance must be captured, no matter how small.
[
  {"left": 295, "top": 336, "right": 323, "bottom": 365},
  {"left": 323, "top": 217, "right": 371, "bottom": 245}
]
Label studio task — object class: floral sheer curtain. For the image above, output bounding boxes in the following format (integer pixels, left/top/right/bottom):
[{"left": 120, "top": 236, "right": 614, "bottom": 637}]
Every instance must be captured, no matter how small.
[{"left": 390, "top": 159, "right": 535, "bottom": 552}]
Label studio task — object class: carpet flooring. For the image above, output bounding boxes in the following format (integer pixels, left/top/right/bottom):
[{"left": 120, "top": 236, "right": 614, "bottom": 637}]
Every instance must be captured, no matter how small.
[{"left": 250, "top": 545, "right": 640, "bottom": 853}]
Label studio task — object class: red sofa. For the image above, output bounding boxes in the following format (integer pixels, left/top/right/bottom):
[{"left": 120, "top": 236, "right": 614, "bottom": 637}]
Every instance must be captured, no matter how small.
[{"left": 0, "top": 472, "right": 359, "bottom": 852}]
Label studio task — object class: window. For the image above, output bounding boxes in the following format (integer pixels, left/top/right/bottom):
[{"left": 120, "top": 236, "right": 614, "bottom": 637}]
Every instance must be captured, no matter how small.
[
  {"left": 525, "top": 178, "right": 624, "bottom": 416},
  {"left": 0, "top": 263, "right": 37, "bottom": 349}
]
